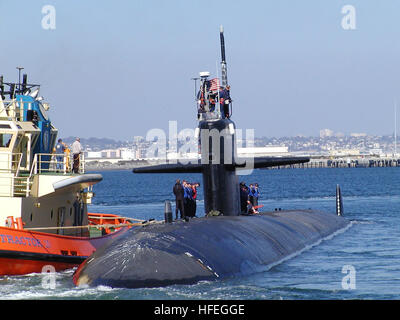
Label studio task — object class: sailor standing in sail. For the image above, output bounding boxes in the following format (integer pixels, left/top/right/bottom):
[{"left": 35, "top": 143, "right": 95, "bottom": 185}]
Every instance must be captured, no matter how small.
[
  {"left": 219, "top": 85, "right": 231, "bottom": 119},
  {"left": 71, "top": 137, "right": 83, "bottom": 174}
]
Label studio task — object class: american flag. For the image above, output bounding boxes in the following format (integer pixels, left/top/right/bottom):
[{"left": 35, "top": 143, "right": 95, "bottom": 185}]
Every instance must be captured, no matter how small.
[{"left": 208, "top": 78, "right": 220, "bottom": 92}]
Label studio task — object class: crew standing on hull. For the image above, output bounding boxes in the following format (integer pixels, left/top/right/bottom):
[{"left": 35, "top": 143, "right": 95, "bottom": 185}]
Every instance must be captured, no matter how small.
[
  {"left": 253, "top": 183, "right": 260, "bottom": 207},
  {"left": 184, "top": 182, "right": 194, "bottom": 217},
  {"left": 173, "top": 179, "right": 185, "bottom": 220},
  {"left": 182, "top": 181, "right": 190, "bottom": 218},
  {"left": 248, "top": 184, "right": 255, "bottom": 206},
  {"left": 239, "top": 182, "right": 249, "bottom": 214},
  {"left": 190, "top": 182, "right": 200, "bottom": 217}
]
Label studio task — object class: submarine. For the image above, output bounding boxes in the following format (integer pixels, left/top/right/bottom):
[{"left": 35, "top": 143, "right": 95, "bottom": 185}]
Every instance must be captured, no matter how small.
[{"left": 73, "top": 26, "right": 350, "bottom": 289}]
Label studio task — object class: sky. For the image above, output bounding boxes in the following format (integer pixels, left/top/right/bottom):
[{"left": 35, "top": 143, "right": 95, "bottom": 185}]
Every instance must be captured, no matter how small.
[{"left": 1, "top": 0, "right": 400, "bottom": 140}]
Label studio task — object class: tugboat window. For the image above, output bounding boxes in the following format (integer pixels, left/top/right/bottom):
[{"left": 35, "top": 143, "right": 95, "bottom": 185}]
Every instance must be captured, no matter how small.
[{"left": 0, "top": 133, "right": 12, "bottom": 148}]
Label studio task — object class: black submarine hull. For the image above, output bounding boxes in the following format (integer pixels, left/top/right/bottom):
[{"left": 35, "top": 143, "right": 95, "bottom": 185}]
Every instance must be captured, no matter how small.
[{"left": 73, "top": 210, "right": 350, "bottom": 288}]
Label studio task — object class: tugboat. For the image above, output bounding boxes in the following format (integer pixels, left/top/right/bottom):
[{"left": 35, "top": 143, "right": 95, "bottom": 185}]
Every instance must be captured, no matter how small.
[{"left": 0, "top": 73, "right": 136, "bottom": 275}]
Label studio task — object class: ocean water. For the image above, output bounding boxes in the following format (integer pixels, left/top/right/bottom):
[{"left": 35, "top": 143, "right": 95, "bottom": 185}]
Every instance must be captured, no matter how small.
[{"left": 1, "top": 167, "right": 400, "bottom": 300}]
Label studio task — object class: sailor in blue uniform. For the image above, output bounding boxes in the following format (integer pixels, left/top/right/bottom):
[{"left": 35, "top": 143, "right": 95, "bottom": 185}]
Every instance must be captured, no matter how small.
[
  {"left": 253, "top": 183, "right": 260, "bottom": 207},
  {"left": 248, "top": 183, "right": 255, "bottom": 206},
  {"left": 187, "top": 183, "right": 197, "bottom": 217},
  {"left": 219, "top": 85, "right": 231, "bottom": 119},
  {"left": 183, "top": 181, "right": 192, "bottom": 219}
]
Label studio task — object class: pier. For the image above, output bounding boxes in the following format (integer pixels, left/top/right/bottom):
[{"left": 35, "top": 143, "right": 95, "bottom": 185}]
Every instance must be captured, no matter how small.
[
  {"left": 270, "top": 156, "right": 400, "bottom": 169},
  {"left": 83, "top": 155, "right": 400, "bottom": 171}
]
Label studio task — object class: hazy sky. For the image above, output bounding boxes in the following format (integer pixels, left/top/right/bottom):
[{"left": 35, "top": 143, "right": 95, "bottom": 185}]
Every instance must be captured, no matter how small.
[{"left": 1, "top": 0, "right": 399, "bottom": 140}]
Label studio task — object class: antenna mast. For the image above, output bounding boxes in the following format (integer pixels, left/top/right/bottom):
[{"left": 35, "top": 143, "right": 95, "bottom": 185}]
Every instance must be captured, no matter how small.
[
  {"left": 220, "top": 25, "right": 228, "bottom": 87},
  {"left": 16, "top": 67, "right": 24, "bottom": 95}
]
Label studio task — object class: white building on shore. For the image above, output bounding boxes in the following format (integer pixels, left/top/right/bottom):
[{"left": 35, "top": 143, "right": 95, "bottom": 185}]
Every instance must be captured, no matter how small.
[{"left": 85, "top": 145, "right": 289, "bottom": 163}]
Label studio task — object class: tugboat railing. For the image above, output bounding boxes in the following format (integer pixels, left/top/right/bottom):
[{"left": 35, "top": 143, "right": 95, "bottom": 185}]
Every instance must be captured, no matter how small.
[
  {"left": 0, "top": 152, "right": 86, "bottom": 197},
  {"left": 0, "top": 152, "right": 22, "bottom": 172},
  {"left": 35, "top": 153, "right": 85, "bottom": 174},
  {"left": 0, "top": 152, "right": 26, "bottom": 197},
  {"left": 15, "top": 152, "right": 23, "bottom": 177},
  {"left": 13, "top": 176, "right": 32, "bottom": 197}
]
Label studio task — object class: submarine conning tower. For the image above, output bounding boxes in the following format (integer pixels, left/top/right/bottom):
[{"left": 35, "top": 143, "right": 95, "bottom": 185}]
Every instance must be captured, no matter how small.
[
  {"left": 195, "top": 25, "right": 239, "bottom": 215},
  {"left": 132, "top": 26, "right": 309, "bottom": 216},
  {"left": 199, "top": 117, "right": 240, "bottom": 216}
]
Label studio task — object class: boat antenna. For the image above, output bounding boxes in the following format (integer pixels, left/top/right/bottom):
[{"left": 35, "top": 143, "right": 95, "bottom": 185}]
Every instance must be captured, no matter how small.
[
  {"left": 16, "top": 66, "right": 24, "bottom": 95},
  {"left": 0, "top": 75, "right": 4, "bottom": 99},
  {"left": 191, "top": 77, "right": 199, "bottom": 102},
  {"left": 191, "top": 77, "right": 200, "bottom": 114}
]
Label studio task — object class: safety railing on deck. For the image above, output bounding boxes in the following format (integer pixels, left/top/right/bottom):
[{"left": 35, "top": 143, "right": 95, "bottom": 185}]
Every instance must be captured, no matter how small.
[
  {"left": 0, "top": 152, "right": 28, "bottom": 197},
  {"left": 0, "top": 152, "right": 86, "bottom": 197},
  {"left": 13, "top": 176, "right": 32, "bottom": 197},
  {"left": 0, "top": 175, "right": 31, "bottom": 197},
  {"left": 198, "top": 109, "right": 221, "bottom": 121},
  {"left": 34, "top": 153, "right": 85, "bottom": 175},
  {"left": 0, "top": 152, "right": 22, "bottom": 173}
]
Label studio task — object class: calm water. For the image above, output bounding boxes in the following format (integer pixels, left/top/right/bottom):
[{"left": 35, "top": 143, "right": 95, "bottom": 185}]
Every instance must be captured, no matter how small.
[{"left": 1, "top": 167, "right": 400, "bottom": 300}]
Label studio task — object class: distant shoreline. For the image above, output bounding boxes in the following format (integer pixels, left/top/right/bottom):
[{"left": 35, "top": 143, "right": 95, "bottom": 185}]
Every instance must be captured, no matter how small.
[{"left": 84, "top": 158, "right": 400, "bottom": 171}]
